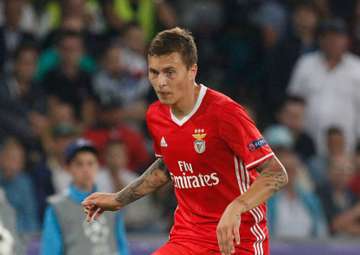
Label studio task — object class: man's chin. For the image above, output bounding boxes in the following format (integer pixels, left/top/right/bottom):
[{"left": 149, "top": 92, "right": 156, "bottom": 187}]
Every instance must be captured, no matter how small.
[{"left": 158, "top": 97, "right": 173, "bottom": 105}]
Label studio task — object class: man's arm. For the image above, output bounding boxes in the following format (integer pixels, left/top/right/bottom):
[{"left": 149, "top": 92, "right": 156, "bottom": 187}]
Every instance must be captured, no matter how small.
[
  {"left": 217, "top": 156, "right": 287, "bottom": 255},
  {"left": 82, "top": 158, "right": 170, "bottom": 220},
  {"left": 115, "top": 158, "right": 170, "bottom": 207},
  {"left": 234, "top": 156, "right": 288, "bottom": 212}
]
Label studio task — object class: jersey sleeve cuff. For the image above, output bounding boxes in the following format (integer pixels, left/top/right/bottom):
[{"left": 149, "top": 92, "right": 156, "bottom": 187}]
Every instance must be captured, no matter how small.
[
  {"left": 155, "top": 153, "right": 163, "bottom": 158},
  {"left": 245, "top": 152, "right": 274, "bottom": 170}
]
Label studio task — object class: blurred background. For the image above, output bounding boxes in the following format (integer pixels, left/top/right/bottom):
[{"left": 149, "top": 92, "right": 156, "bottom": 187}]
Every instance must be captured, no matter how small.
[{"left": 0, "top": 0, "right": 360, "bottom": 254}]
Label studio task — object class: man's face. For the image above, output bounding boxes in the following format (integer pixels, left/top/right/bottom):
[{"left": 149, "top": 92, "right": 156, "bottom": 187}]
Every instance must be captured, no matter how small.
[
  {"left": 103, "top": 47, "right": 123, "bottom": 76},
  {"left": 4, "top": 0, "right": 23, "bottom": 28},
  {"left": 293, "top": 7, "right": 318, "bottom": 33},
  {"left": 105, "top": 143, "right": 128, "bottom": 170},
  {"left": 0, "top": 143, "right": 25, "bottom": 179},
  {"left": 148, "top": 52, "right": 197, "bottom": 105},
  {"left": 279, "top": 102, "right": 305, "bottom": 132},
  {"left": 15, "top": 49, "right": 38, "bottom": 82},
  {"left": 59, "top": 36, "right": 83, "bottom": 66},
  {"left": 277, "top": 150, "right": 298, "bottom": 187},
  {"left": 68, "top": 152, "right": 98, "bottom": 189},
  {"left": 320, "top": 32, "right": 348, "bottom": 59},
  {"left": 327, "top": 133, "right": 345, "bottom": 156}
]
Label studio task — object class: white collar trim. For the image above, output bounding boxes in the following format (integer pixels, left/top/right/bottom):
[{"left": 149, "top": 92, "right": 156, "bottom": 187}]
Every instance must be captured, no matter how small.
[{"left": 170, "top": 84, "right": 207, "bottom": 126}]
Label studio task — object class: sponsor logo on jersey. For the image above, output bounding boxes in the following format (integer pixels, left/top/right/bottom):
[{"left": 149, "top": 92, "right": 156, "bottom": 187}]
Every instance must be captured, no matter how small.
[
  {"left": 248, "top": 138, "right": 267, "bottom": 151},
  {"left": 192, "top": 129, "right": 206, "bottom": 154},
  {"left": 170, "top": 161, "right": 220, "bottom": 189},
  {"left": 160, "top": 137, "right": 168, "bottom": 147}
]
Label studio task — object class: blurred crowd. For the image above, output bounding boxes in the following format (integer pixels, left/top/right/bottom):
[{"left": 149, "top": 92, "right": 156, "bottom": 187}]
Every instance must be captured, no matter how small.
[{"left": 1, "top": 0, "right": 360, "bottom": 254}]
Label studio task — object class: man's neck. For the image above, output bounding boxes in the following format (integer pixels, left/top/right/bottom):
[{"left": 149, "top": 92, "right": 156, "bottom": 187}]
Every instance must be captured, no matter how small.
[
  {"left": 74, "top": 183, "right": 93, "bottom": 193},
  {"left": 324, "top": 54, "right": 343, "bottom": 70},
  {"left": 171, "top": 83, "right": 200, "bottom": 119}
]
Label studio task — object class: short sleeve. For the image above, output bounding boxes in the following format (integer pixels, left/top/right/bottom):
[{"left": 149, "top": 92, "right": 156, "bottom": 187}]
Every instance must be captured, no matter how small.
[{"left": 219, "top": 102, "right": 273, "bottom": 169}]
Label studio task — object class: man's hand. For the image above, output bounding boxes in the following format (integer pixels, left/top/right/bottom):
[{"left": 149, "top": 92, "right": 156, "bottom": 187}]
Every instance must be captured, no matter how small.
[
  {"left": 82, "top": 192, "right": 122, "bottom": 222},
  {"left": 216, "top": 200, "right": 244, "bottom": 255}
]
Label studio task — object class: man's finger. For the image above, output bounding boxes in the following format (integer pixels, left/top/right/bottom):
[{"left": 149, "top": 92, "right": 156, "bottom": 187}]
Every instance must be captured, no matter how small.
[
  {"left": 90, "top": 208, "right": 102, "bottom": 222},
  {"left": 217, "top": 228, "right": 226, "bottom": 255},
  {"left": 225, "top": 229, "right": 234, "bottom": 255},
  {"left": 86, "top": 207, "right": 97, "bottom": 222},
  {"left": 233, "top": 224, "right": 240, "bottom": 245},
  {"left": 82, "top": 193, "right": 98, "bottom": 205},
  {"left": 94, "top": 209, "right": 104, "bottom": 221}
]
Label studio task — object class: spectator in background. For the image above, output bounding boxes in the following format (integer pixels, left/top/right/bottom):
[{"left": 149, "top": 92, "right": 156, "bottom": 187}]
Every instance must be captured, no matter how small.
[
  {"left": 0, "top": 43, "right": 48, "bottom": 167},
  {"left": 268, "top": 148, "right": 327, "bottom": 239},
  {"left": 0, "top": 0, "right": 35, "bottom": 72},
  {"left": 262, "top": 1, "right": 319, "bottom": 121},
  {"left": 0, "top": 188, "right": 23, "bottom": 255},
  {"left": 36, "top": 15, "right": 97, "bottom": 81},
  {"left": 349, "top": 142, "right": 360, "bottom": 198},
  {"left": 42, "top": 30, "right": 96, "bottom": 123},
  {"left": 317, "top": 156, "right": 358, "bottom": 235},
  {"left": 276, "top": 96, "right": 316, "bottom": 162},
  {"left": 101, "top": 0, "right": 177, "bottom": 41},
  {"left": 174, "top": 0, "right": 225, "bottom": 88},
  {"left": 0, "top": 0, "right": 37, "bottom": 34},
  {"left": 47, "top": 101, "right": 77, "bottom": 128},
  {"left": 252, "top": 0, "right": 288, "bottom": 47},
  {"left": 84, "top": 100, "right": 150, "bottom": 173},
  {"left": 96, "top": 139, "right": 136, "bottom": 192},
  {"left": 31, "top": 123, "right": 78, "bottom": 223},
  {"left": 38, "top": 0, "right": 104, "bottom": 38},
  {"left": 233, "top": 0, "right": 287, "bottom": 109},
  {"left": 120, "top": 22, "right": 147, "bottom": 76},
  {"left": 96, "top": 139, "right": 162, "bottom": 232},
  {"left": 92, "top": 43, "right": 149, "bottom": 126},
  {"left": 264, "top": 124, "right": 314, "bottom": 192},
  {"left": 350, "top": 0, "right": 360, "bottom": 56},
  {"left": 41, "top": 138, "right": 129, "bottom": 255},
  {"left": 0, "top": 137, "right": 39, "bottom": 240},
  {"left": 332, "top": 201, "right": 360, "bottom": 236},
  {"left": 312, "top": 0, "right": 331, "bottom": 20},
  {"left": 41, "top": 14, "right": 99, "bottom": 57},
  {"left": 308, "top": 127, "right": 348, "bottom": 187},
  {"left": 288, "top": 19, "right": 360, "bottom": 155}
]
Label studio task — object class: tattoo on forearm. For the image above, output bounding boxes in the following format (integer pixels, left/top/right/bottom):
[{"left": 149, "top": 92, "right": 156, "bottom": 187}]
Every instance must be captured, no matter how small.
[
  {"left": 115, "top": 158, "right": 170, "bottom": 206},
  {"left": 257, "top": 157, "right": 288, "bottom": 192},
  {"left": 260, "top": 170, "right": 288, "bottom": 192}
]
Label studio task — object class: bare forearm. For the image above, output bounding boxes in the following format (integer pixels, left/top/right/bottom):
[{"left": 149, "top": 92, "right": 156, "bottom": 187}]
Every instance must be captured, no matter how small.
[
  {"left": 115, "top": 158, "right": 170, "bottom": 207},
  {"left": 233, "top": 157, "right": 288, "bottom": 213}
]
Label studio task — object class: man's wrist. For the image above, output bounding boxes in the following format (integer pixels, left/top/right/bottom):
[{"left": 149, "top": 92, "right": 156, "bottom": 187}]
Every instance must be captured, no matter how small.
[{"left": 234, "top": 199, "right": 250, "bottom": 214}]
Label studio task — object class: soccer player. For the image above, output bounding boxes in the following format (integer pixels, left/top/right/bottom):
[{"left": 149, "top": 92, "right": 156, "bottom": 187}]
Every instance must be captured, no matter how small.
[{"left": 82, "top": 27, "right": 288, "bottom": 255}]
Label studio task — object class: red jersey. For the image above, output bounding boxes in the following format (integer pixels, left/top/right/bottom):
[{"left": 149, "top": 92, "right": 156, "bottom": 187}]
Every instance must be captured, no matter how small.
[{"left": 147, "top": 85, "right": 273, "bottom": 254}]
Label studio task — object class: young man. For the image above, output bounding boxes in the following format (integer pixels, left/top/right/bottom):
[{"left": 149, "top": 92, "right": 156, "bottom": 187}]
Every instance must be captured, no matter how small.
[
  {"left": 83, "top": 27, "right": 288, "bottom": 255},
  {"left": 41, "top": 138, "right": 129, "bottom": 255}
]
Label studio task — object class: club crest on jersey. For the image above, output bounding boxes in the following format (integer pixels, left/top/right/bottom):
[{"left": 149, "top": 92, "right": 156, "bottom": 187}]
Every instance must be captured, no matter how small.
[{"left": 192, "top": 129, "right": 206, "bottom": 154}]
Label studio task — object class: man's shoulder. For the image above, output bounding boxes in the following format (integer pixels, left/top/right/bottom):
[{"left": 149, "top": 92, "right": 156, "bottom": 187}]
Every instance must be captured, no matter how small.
[
  {"left": 47, "top": 191, "right": 69, "bottom": 206},
  {"left": 205, "top": 87, "right": 246, "bottom": 114},
  {"left": 344, "top": 53, "right": 360, "bottom": 67},
  {"left": 146, "top": 100, "right": 168, "bottom": 120},
  {"left": 297, "top": 51, "right": 321, "bottom": 65}
]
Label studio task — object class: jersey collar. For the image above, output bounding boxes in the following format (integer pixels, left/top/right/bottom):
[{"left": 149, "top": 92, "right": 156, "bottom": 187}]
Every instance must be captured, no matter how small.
[{"left": 170, "top": 84, "right": 207, "bottom": 126}]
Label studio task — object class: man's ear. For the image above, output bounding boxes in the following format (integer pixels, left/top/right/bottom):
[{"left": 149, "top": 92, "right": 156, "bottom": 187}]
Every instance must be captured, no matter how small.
[{"left": 189, "top": 64, "right": 198, "bottom": 81}]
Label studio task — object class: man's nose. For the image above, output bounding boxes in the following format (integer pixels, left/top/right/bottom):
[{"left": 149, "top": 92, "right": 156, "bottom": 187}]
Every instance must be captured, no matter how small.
[{"left": 158, "top": 73, "right": 167, "bottom": 87}]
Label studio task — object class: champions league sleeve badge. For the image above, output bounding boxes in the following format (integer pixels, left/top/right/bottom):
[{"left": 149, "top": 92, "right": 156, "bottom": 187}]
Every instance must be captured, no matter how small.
[{"left": 192, "top": 129, "right": 206, "bottom": 154}]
